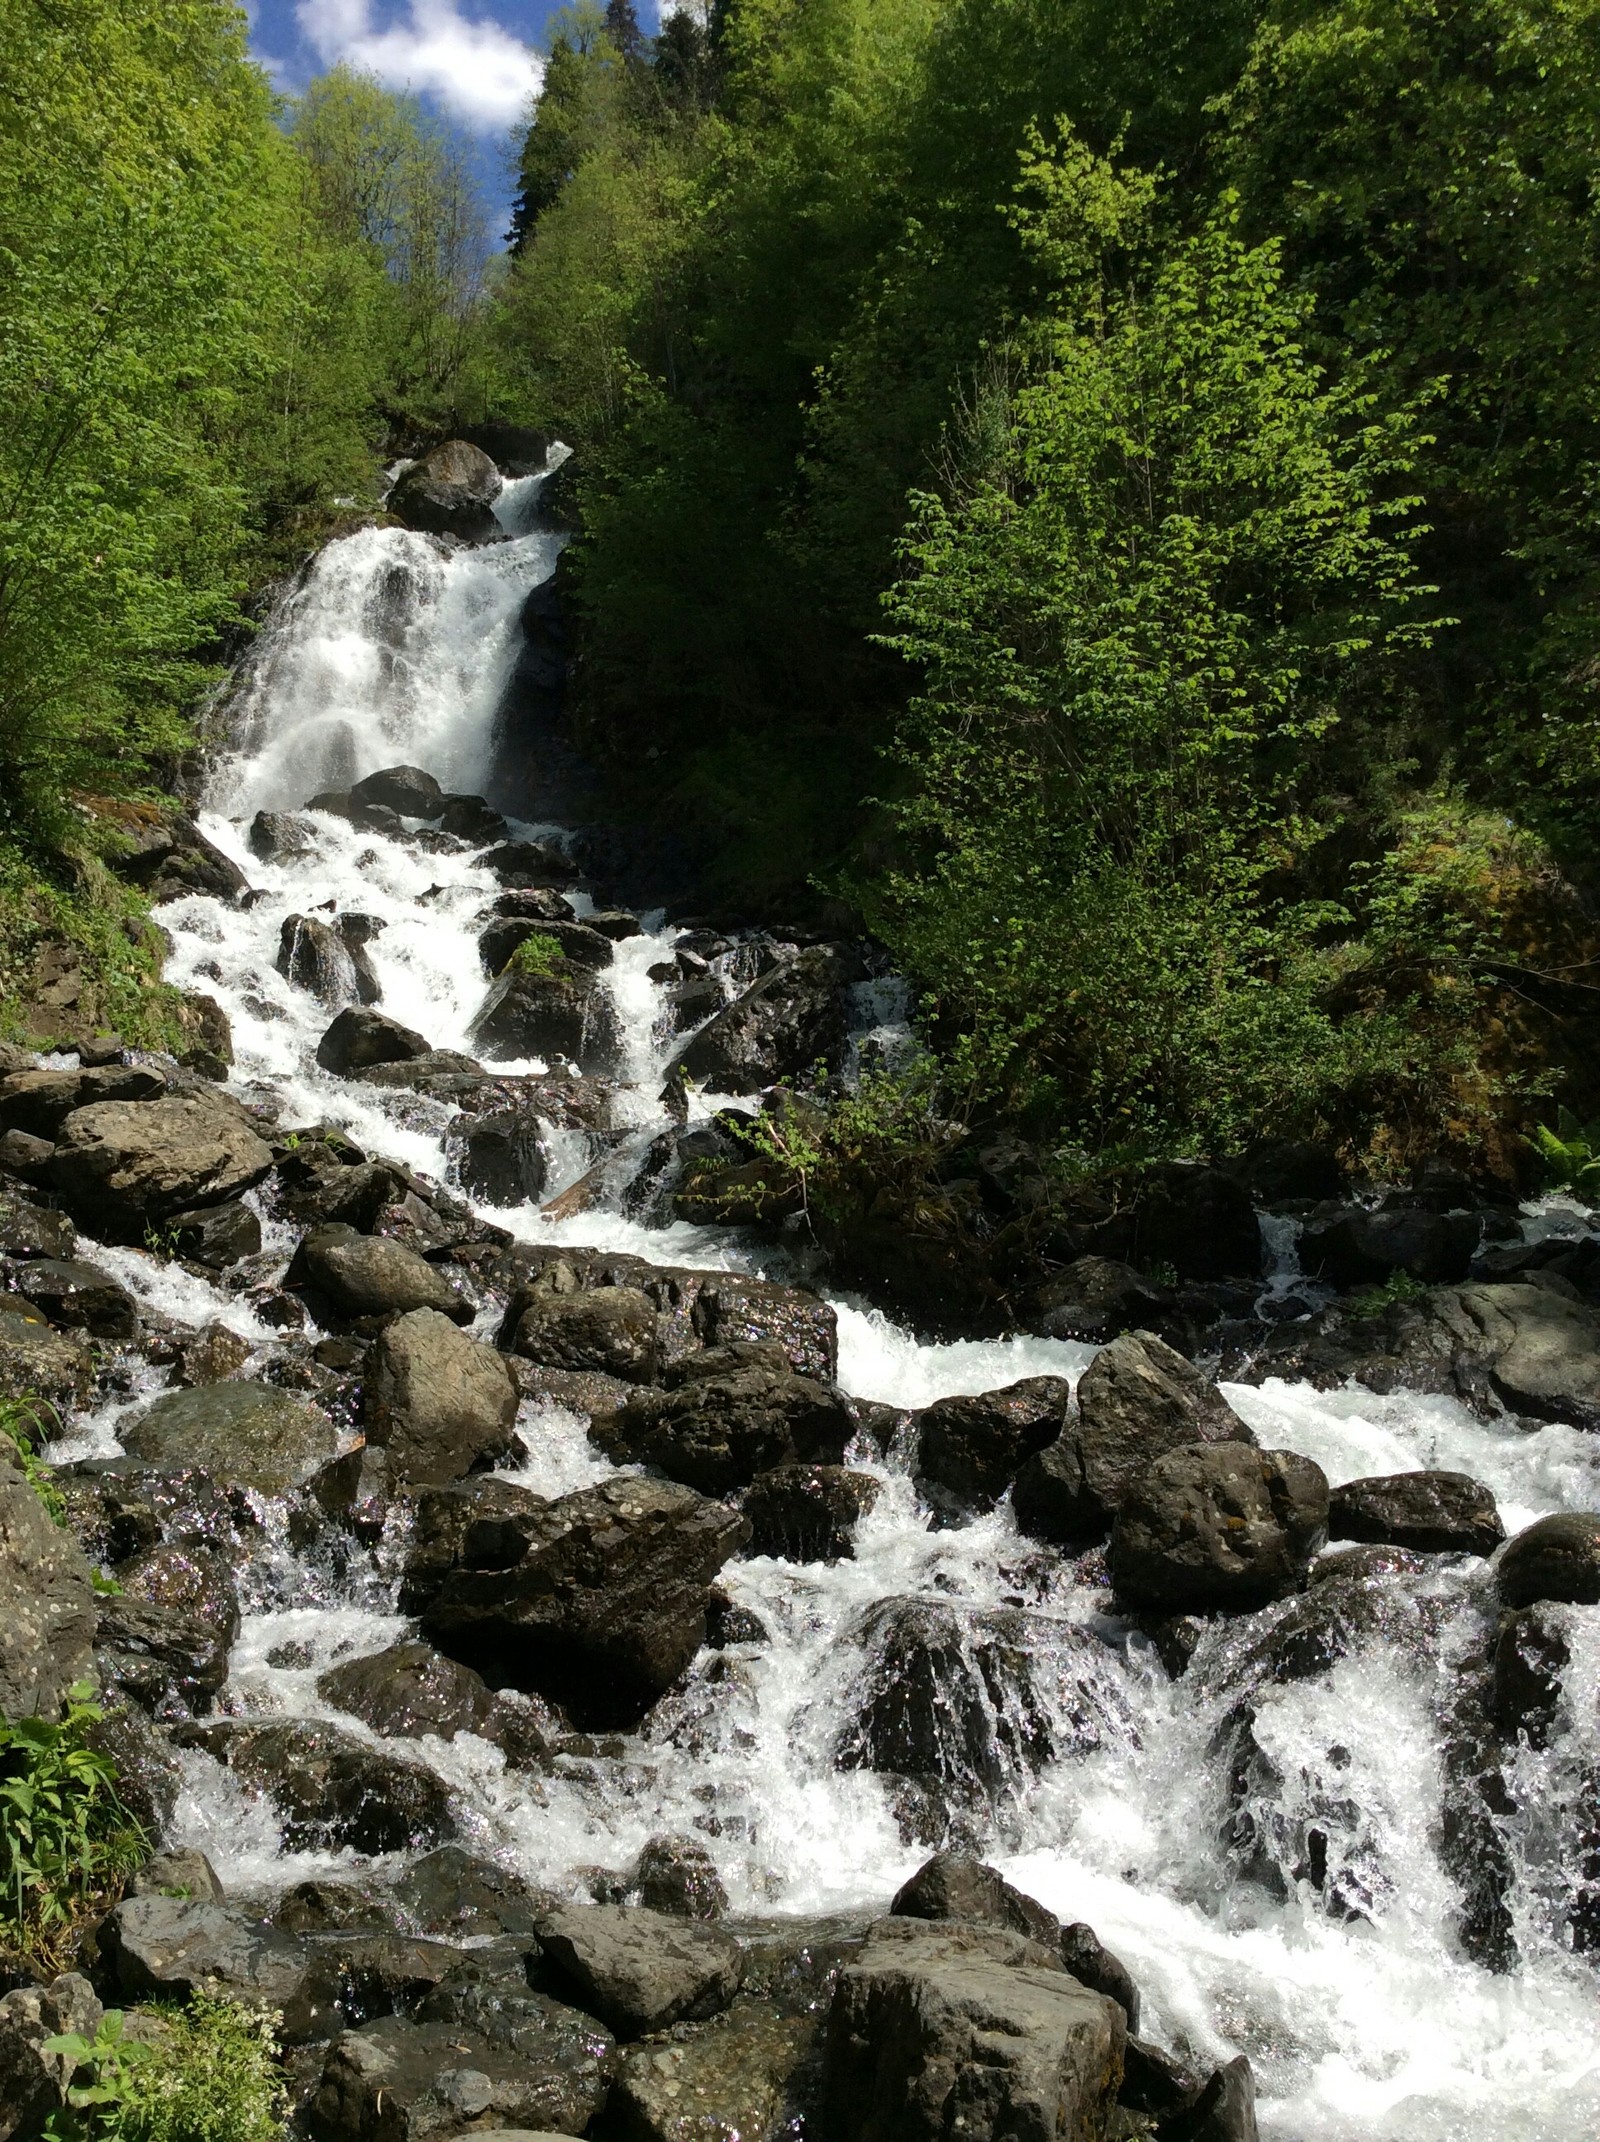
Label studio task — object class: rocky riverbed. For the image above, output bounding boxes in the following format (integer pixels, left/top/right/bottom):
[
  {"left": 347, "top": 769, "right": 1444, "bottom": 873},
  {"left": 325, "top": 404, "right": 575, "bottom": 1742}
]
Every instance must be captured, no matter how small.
[{"left": 0, "top": 450, "right": 1597, "bottom": 2142}]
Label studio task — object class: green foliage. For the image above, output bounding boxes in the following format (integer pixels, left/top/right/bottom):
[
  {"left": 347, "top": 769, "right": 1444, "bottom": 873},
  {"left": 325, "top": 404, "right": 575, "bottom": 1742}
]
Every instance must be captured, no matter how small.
[
  {"left": 0, "top": 1397, "right": 65, "bottom": 1526},
  {"left": 43, "top": 1995, "right": 287, "bottom": 2142},
  {"left": 0, "top": 1684, "right": 146, "bottom": 1975},
  {"left": 1530, "top": 1107, "right": 1600, "bottom": 1195},
  {"left": 504, "top": 932, "right": 569, "bottom": 978},
  {"left": 870, "top": 131, "right": 1438, "bottom": 1150},
  {"left": 1347, "top": 1270, "right": 1430, "bottom": 1318}
]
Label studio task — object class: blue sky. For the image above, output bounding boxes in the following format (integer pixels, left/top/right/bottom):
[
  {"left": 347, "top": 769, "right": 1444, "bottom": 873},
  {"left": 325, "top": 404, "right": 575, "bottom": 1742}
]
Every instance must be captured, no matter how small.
[{"left": 242, "top": 2, "right": 567, "bottom": 230}]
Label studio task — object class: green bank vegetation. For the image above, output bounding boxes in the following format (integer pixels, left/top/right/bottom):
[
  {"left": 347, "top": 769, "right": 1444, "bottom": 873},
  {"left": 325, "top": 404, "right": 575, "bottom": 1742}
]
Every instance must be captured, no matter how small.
[
  {"left": 491, "top": 0, "right": 1600, "bottom": 1174},
  {"left": 42, "top": 1996, "right": 287, "bottom": 2142}
]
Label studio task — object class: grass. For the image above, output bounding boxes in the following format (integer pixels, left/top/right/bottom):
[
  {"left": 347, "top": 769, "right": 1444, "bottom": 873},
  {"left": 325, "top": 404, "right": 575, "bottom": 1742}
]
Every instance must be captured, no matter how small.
[{"left": 503, "top": 930, "right": 567, "bottom": 979}]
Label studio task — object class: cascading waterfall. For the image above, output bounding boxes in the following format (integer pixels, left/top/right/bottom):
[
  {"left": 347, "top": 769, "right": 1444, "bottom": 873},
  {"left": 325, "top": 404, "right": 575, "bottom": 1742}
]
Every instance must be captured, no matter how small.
[{"left": 55, "top": 461, "right": 1600, "bottom": 2140}]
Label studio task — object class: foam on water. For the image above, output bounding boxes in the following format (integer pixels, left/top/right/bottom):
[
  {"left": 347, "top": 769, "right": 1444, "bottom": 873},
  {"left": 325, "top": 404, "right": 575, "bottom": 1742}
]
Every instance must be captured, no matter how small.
[{"left": 115, "top": 462, "right": 1600, "bottom": 2137}]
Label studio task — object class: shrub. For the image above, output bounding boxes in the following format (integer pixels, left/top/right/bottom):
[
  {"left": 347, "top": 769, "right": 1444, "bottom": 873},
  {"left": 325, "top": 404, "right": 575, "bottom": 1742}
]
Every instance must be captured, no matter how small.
[
  {"left": 0, "top": 1685, "right": 147, "bottom": 1975},
  {"left": 1530, "top": 1108, "right": 1600, "bottom": 1198},
  {"left": 0, "top": 1396, "right": 66, "bottom": 1525},
  {"left": 43, "top": 1995, "right": 287, "bottom": 2142},
  {"left": 504, "top": 931, "right": 568, "bottom": 979}
]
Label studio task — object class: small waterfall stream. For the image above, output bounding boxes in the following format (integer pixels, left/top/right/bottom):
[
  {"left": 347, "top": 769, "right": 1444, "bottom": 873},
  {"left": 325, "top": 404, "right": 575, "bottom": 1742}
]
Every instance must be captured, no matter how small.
[{"left": 52, "top": 461, "right": 1600, "bottom": 2139}]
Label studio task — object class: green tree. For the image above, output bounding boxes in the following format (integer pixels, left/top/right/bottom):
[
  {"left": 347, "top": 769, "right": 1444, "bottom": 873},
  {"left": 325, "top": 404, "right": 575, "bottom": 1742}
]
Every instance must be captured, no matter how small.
[{"left": 872, "top": 131, "right": 1435, "bottom": 1147}]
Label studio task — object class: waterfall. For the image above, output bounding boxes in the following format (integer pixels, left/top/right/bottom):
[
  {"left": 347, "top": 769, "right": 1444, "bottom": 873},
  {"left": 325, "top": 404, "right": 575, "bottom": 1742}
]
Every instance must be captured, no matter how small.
[{"left": 59, "top": 466, "right": 1600, "bottom": 2142}]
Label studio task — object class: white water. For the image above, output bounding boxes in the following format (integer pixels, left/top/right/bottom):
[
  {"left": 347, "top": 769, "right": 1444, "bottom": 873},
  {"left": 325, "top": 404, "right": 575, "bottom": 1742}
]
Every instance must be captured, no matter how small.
[{"left": 63, "top": 466, "right": 1600, "bottom": 2136}]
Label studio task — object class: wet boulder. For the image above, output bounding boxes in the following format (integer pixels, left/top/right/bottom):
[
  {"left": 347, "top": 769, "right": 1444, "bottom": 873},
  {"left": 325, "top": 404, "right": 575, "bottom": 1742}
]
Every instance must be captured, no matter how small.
[
  {"left": 468, "top": 967, "right": 624, "bottom": 1076},
  {"left": 0, "top": 1441, "right": 96, "bottom": 1718},
  {"left": 1496, "top": 1511, "right": 1600, "bottom": 1608},
  {"left": 48, "top": 1094, "right": 273, "bottom": 1241},
  {"left": 1110, "top": 1446, "right": 1329, "bottom": 1613},
  {"left": 533, "top": 1903, "right": 745, "bottom": 2037},
  {"left": 120, "top": 1383, "right": 339, "bottom": 1495},
  {"left": 290, "top": 1224, "right": 473, "bottom": 1325},
  {"left": 630, "top": 1834, "right": 729, "bottom": 1921},
  {"left": 1491, "top": 1603, "right": 1572, "bottom": 1747},
  {"left": 349, "top": 764, "right": 444, "bottom": 817},
  {"left": 1162, "top": 2055, "right": 1259, "bottom": 2142},
  {"left": 479, "top": 915, "right": 613, "bottom": 977},
  {"left": 890, "top": 1852, "right": 1060, "bottom": 1950},
  {"left": 3, "top": 1256, "right": 137, "bottom": 1340},
  {"left": 129, "top": 1849, "right": 226, "bottom": 1905},
  {"left": 447, "top": 1108, "right": 548, "bottom": 1204},
  {"left": 1328, "top": 1470, "right": 1504, "bottom": 1556},
  {"left": 691, "top": 1274, "right": 839, "bottom": 1381},
  {"left": 248, "top": 809, "right": 315, "bottom": 863},
  {"left": 308, "top": 2001, "right": 613, "bottom": 2142},
  {"left": 393, "top": 1845, "right": 551, "bottom": 1941},
  {"left": 482, "top": 839, "right": 581, "bottom": 888},
  {"left": 117, "top": 1541, "right": 240, "bottom": 1644},
  {"left": 115, "top": 812, "right": 251, "bottom": 907},
  {"left": 821, "top": 1917, "right": 1125, "bottom": 2142},
  {"left": 315, "top": 1006, "right": 432, "bottom": 1074},
  {"left": 744, "top": 1464, "right": 881, "bottom": 1561},
  {"left": 608, "top": 1997, "right": 816, "bottom": 2142},
  {"left": 511, "top": 1283, "right": 659, "bottom": 1382},
  {"left": 316, "top": 1639, "right": 501, "bottom": 1742},
  {"left": 168, "top": 1199, "right": 261, "bottom": 1268},
  {"left": 0, "top": 1973, "right": 102, "bottom": 2140},
  {"left": 836, "top": 1600, "right": 1124, "bottom": 1801},
  {"left": 364, "top": 1307, "right": 519, "bottom": 1485},
  {"left": 0, "top": 1186, "right": 74, "bottom": 1260},
  {"left": 914, "top": 1376, "right": 1070, "bottom": 1518},
  {"left": 277, "top": 914, "right": 363, "bottom": 1010},
  {"left": 98, "top": 1896, "right": 324, "bottom": 2032},
  {"left": 1029, "top": 1256, "right": 1175, "bottom": 1344},
  {"left": 1014, "top": 1333, "right": 1251, "bottom": 1547},
  {"left": 0, "top": 1063, "right": 166, "bottom": 1139},
  {"left": 1300, "top": 1203, "right": 1482, "bottom": 1287},
  {"left": 671, "top": 946, "right": 851, "bottom": 1094},
  {"left": 0, "top": 1301, "right": 91, "bottom": 1410},
  {"left": 438, "top": 793, "right": 508, "bottom": 843},
  {"left": 175, "top": 1718, "right": 455, "bottom": 1853},
  {"left": 93, "top": 1592, "right": 231, "bottom": 1715},
  {"left": 387, "top": 440, "right": 503, "bottom": 542},
  {"left": 600, "top": 1369, "right": 855, "bottom": 1495},
  {"left": 420, "top": 1475, "right": 749, "bottom": 1729},
  {"left": 398, "top": 1475, "right": 550, "bottom": 1614}
]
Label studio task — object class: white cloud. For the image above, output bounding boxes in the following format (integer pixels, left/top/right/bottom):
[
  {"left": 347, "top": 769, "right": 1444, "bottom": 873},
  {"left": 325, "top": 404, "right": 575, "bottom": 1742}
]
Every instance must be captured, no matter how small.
[{"left": 295, "top": 0, "right": 541, "bottom": 128}]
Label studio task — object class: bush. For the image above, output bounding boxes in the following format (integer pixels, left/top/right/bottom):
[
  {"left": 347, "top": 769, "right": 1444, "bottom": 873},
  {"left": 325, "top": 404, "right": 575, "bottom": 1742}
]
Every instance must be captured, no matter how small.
[
  {"left": 504, "top": 931, "right": 568, "bottom": 979},
  {"left": 43, "top": 1995, "right": 287, "bottom": 2142},
  {"left": 0, "top": 1684, "right": 147, "bottom": 1976}
]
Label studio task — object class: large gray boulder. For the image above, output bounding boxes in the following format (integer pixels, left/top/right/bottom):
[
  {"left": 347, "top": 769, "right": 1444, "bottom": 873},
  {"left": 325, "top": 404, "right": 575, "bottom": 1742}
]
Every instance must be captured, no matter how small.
[
  {"left": 744, "top": 1464, "right": 881, "bottom": 1562},
  {"left": 0, "top": 1304, "right": 91, "bottom": 1412},
  {"left": 533, "top": 1903, "right": 744, "bottom": 2037},
  {"left": 277, "top": 914, "right": 369, "bottom": 1011},
  {"left": 1110, "top": 1445, "right": 1329, "bottom": 1612},
  {"left": 608, "top": 1997, "right": 815, "bottom": 2142},
  {"left": 0, "top": 1443, "right": 96, "bottom": 1719},
  {"left": 1496, "top": 1512, "right": 1600, "bottom": 1608},
  {"left": 821, "top": 1918, "right": 1125, "bottom": 2142},
  {"left": 0, "top": 1974, "right": 101, "bottom": 2141},
  {"left": 120, "top": 1383, "right": 338, "bottom": 1495},
  {"left": 599, "top": 1368, "right": 854, "bottom": 1495},
  {"left": 94, "top": 1592, "right": 232, "bottom": 1715},
  {"left": 4, "top": 1257, "right": 138, "bottom": 1341},
  {"left": 364, "top": 1307, "right": 519, "bottom": 1485},
  {"left": 914, "top": 1376, "right": 1070, "bottom": 1517},
  {"left": 1014, "top": 1332, "right": 1251, "bottom": 1546},
  {"left": 349, "top": 765, "right": 444, "bottom": 816},
  {"left": 98, "top": 1896, "right": 328, "bottom": 2039},
  {"left": 671, "top": 947, "right": 850, "bottom": 1095},
  {"left": 387, "top": 441, "right": 503, "bottom": 543},
  {"left": 175, "top": 1718, "right": 454, "bottom": 1853},
  {"left": 1329, "top": 1470, "right": 1504, "bottom": 1556},
  {"left": 308, "top": 2002, "right": 613, "bottom": 2142},
  {"left": 317, "top": 1640, "right": 501, "bottom": 1743},
  {"left": 48, "top": 1094, "right": 272, "bottom": 1241},
  {"left": 511, "top": 1284, "right": 659, "bottom": 1381},
  {"left": 315, "top": 1006, "right": 432, "bottom": 1074},
  {"left": 421, "top": 1475, "right": 748, "bottom": 1728},
  {"left": 0, "top": 1064, "right": 165, "bottom": 1139},
  {"left": 291, "top": 1225, "right": 473, "bottom": 1325},
  {"left": 469, "top": 967, "right": 625, "bottom": 1075}
]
